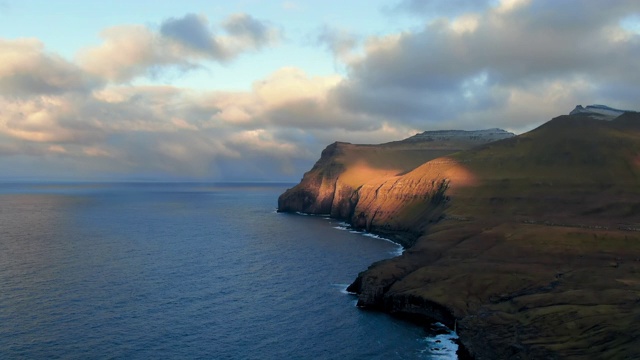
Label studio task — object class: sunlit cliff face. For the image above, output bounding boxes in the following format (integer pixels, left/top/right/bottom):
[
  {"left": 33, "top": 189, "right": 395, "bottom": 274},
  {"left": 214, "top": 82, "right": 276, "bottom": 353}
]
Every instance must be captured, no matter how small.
[
  {"left": 403, "top": 157, "right": 479, "bottom": 190},
  {"left": 339, "top": 160, "right": 405, "bottom": 188},
  {"left": 349, "top": 157, "right": 479, "bottom": 228}
]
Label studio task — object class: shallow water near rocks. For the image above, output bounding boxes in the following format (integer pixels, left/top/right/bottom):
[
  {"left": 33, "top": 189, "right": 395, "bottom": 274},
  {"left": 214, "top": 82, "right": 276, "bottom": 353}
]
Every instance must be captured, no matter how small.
[{"left": 0, "top": 182, "right": 457, "bottom": 359}]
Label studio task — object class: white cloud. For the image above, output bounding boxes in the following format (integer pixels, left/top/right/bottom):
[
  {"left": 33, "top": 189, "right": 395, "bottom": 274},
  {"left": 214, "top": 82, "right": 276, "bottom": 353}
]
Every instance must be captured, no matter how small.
[
  {"left": 2, "top": 2, "right": 640, "bottom": 180},
  {"left": 332, "top": 0, "right": 640, "bottom": 130},
  {"left": 0, "top": 38, "right": 99, "bottom": 96},
  {"left": 78, "top": 25, "right": 186, "bottom": 83},
  {"left": 79, "top": 13, "right": 281, "bottom": 83},
  {"left": 495, "top": 0, "right": 531, "bottom": 14}
]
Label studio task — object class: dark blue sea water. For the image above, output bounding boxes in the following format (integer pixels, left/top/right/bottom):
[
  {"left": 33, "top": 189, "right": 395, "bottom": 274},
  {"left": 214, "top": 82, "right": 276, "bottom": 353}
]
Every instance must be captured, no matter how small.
[{"left": 0, "top": 182, "right": 457, "bottom": 359}]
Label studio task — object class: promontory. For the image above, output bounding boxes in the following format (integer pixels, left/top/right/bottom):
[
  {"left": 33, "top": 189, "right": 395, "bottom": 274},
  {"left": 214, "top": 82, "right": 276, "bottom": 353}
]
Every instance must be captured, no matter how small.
[{"left": 278, "top": 106, "right": 640, "bottom": 359}]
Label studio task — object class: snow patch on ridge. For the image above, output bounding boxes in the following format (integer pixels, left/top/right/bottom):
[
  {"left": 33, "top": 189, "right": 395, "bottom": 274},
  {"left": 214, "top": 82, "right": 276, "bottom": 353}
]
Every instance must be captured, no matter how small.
[
  {"left": 405, "top": 128, "right": 515, "bottom": 143},
  {"left": 569, "top": 104, "right": 635, "bottom": 120}
]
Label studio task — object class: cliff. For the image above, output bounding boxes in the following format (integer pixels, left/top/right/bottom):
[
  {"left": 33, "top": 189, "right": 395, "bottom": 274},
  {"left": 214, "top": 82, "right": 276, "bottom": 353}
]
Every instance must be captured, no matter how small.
[
  {"left": 278, "top": 129, "right": 514, "bottom": 244},
  {"left": 280, "top": 109, "right": 640, "bottom": 359}
]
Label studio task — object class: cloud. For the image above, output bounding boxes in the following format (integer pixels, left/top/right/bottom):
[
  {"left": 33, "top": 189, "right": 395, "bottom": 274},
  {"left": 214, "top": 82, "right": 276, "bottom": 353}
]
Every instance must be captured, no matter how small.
[
  {"left": 0, "top": 38, "right": 373, "bottom": 180},
  {"left": 2, "top": 2, "right": 640, "bottom": 180},
  {"left": 315, "top": 25, "right": 360, "bottom": 63},
  {"left": 391, "top": 0, "right": 493, "bottom": 17},
  {"left": 0, "top": 38, "right": 100, "bottom": 96},
  {"left": 0, "top": 62, "right": 414, "bottom": 180},
  {"left": 203, "top": 67, "right": 388, "bottom": 132},
  {"left": 332, "top": 0, "right": 640, "bottom": 131},
  {"left": 161, "top": 14, "right": 219, "bottom": 53},
  {"left": 222, "top": 13, "right": 280, "bottom": 50},
  {"left": 79, "top": 13, "right": 280, "bottom": 82},
  {"left": 78, "top": 25, "right": 190, "bottom": 82}
]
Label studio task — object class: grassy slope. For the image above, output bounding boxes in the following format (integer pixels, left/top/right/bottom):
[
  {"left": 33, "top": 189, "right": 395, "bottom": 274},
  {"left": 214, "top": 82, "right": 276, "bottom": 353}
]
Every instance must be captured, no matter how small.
[
  {"left": 353, "top": 113, "right": 640, "bottom": 359},
  {"left": 448, "top": 114, "right": 640, "bottom": 222}
]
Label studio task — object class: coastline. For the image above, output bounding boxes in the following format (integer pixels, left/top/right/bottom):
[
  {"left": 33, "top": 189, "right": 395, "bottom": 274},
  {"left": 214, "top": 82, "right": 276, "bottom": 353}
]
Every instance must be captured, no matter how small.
[
  {"left": 277, "top": 113, "right": 640, "bottom": 358},
  {"left": 288, "top": 210, "right": 471, "bottom": 359},
  {"left": 343, "top": 226, "right": 473, "bottom": 360}
]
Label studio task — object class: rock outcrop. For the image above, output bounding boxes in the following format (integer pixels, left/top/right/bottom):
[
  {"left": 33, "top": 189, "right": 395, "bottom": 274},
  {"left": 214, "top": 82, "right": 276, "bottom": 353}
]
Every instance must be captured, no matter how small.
[{"left": 282, "top": 109, "right": 640, "bottom": 359}]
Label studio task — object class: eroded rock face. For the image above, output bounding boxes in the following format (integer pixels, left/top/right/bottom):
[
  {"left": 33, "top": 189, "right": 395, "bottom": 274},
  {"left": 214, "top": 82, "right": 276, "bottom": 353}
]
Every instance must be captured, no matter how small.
[{"left": 351, "top": 175, "right": 449, "bottom": 231}]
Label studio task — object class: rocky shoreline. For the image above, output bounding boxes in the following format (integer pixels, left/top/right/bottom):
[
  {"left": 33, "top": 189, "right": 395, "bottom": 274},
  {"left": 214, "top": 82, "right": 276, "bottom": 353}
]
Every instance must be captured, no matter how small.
[
  {"left": 345, "top": 242, "right": 467, "bottom": 358},
  {"left": 278, "top": 112, "right": 640, "bottom": 359}
]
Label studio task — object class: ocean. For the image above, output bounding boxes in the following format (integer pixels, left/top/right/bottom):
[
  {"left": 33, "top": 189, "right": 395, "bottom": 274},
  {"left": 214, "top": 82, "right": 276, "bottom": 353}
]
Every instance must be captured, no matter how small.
[{"left": 0, "top": 182, "right": 457, "bottom": 359}]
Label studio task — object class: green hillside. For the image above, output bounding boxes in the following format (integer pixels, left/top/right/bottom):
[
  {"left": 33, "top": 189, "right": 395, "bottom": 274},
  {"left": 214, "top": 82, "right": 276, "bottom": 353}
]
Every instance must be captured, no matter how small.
[{"left": 347, "top": 111, "right": 640, "bottom": 359}]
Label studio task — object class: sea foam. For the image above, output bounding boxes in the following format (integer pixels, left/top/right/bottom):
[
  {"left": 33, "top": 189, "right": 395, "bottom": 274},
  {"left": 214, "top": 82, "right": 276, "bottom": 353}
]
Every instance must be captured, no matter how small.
[
  {"left": 330, "top": 221, "right": 404, "bottom": 256},
  {"left": 420, "top": 322, "right": 459, "bottom": 360}
]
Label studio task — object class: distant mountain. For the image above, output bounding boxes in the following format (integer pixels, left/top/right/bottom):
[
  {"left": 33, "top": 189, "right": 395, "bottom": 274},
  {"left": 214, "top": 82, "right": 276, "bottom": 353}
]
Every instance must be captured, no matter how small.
[
  {"left": 569, "top": 104, "right": 635, "bottom": 120},
  {"left": 280, "top": 107, "right": 640, "bottom": 359},
  {"left": 402, "top": 128, "right": 514, "bottom": 143}
]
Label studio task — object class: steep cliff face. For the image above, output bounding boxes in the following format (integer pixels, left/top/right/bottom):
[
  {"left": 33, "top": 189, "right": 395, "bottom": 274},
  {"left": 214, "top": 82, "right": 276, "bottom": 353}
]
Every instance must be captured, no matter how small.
[
  {"left": 277, "top": 142, "right": 345, "bottom": 214},
  {"left": 349, "top": 157, "right": 479, "bottom": 246},
  {"left": 277, "top": 129, "right": 515, "bottom": 219}
]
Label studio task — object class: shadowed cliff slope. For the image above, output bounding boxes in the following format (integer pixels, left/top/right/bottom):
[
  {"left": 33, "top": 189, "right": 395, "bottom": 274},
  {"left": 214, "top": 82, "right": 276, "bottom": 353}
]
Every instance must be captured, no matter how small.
[{"left": 281, "top": 110, "right": 640, "bottom": 359}]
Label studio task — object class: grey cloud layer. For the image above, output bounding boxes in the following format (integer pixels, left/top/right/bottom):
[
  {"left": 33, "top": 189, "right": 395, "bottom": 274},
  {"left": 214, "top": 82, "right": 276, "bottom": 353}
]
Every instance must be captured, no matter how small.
[
  {"left": 160, "top": 13, "right": 278, "bottom": 61},
  {"left": 223, "top": 13, "right": 276, "bottom": 48},
  {"left": 1, "top": 1, "right": 640, "bottom": 180},
  {"left": 1, "top": 39, "right": 101, "bottom": 96},
  {"left": 333, "top": 0, "right": 640, "bottom": 130},
  {"left": 161, "top": 14, "right": 225, "bottom": 55},
  {"left": 79, "top": 13, "right": 280, "bottom": 82}
]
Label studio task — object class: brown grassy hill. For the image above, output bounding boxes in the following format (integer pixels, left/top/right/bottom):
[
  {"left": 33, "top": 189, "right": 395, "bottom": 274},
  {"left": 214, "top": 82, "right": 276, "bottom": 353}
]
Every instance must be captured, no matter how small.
[
  {"left": 450, "top": 113, "right": 640, "bottom": 222},
  {"left": 346, "top": 112, "right": 640, "bottom": 359}
]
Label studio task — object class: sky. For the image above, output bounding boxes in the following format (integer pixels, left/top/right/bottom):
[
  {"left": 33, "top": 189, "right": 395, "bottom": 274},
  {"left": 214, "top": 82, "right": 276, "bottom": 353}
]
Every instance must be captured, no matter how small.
[{"left": 1, "top": 0, "right": 639, "bottom": 181}]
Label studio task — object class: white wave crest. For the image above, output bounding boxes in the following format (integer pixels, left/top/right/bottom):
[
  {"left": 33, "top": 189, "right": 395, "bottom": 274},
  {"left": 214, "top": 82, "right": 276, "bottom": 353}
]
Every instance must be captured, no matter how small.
[
  {"left": 329, "top": 220, "right": 405, "bottom": 256},
  {"left": 419, "top": 322, "right": 459, "bottom": 359}
]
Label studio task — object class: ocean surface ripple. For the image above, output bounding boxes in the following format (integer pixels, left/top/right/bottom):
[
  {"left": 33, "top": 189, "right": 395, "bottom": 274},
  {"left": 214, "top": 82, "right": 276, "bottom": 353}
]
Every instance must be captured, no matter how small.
[{"left": 0, "top": 182, "right": 457, "bottom": 359}]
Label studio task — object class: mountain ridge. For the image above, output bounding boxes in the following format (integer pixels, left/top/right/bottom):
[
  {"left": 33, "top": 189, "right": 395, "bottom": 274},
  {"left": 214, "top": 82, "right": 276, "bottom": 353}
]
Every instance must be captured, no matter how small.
[
  {"left": 569, "top": 104, "right": 636, "bottom": 120},
  {"left": 279, "top": 107, "right": 640, "bottom": 359}
]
